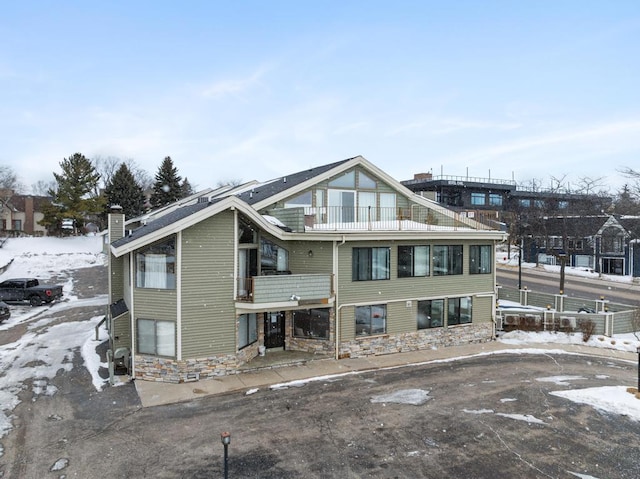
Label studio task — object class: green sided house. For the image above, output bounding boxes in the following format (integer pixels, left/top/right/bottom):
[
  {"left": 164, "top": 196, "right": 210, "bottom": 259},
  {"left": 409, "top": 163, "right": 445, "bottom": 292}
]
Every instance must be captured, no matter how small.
[{"left": 107, "top": 156, "right": 507, "bottom": 383}]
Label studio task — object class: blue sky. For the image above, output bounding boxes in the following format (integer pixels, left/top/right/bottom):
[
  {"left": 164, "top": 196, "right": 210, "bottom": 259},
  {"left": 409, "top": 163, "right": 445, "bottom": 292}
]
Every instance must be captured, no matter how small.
[{"left": 2, "top": 1, "right": 640, "bottom": 194}]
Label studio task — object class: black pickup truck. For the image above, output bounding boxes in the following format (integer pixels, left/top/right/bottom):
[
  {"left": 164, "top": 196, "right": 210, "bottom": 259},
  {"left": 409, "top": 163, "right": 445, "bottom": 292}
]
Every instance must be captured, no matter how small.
[{"left": 0, "top": 278, "right": 64, "bottom": 306}]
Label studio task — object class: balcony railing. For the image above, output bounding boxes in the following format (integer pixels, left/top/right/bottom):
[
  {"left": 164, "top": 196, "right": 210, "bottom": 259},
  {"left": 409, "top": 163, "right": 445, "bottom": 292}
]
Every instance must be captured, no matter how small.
[
  {"left": 236, "top": 273, "right": 334, "bottom": 304},
  {"left": 300, "top": 206, "right": 497, "bottom": 231}
]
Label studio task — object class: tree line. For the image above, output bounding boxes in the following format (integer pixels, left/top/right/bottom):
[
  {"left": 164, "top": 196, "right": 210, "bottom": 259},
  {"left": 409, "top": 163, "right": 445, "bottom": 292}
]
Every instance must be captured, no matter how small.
[{"left": 2, "top": 154, "right": 198, "bottom": 234}]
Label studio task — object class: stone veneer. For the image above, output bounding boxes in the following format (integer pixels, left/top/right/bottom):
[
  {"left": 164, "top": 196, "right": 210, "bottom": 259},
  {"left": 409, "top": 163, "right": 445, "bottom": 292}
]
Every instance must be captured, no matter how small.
[
  {"left": 134, "top": 322, "right": 493, "bottom": 383},
  {"left": 338, "top": 323, "right": 494, "bottom": 359}
]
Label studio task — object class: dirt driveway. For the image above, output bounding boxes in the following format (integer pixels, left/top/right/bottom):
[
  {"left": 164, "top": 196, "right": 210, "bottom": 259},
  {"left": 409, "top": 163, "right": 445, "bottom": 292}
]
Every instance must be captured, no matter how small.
[{"left": 2, "top": 265, "right": 640, "bottom": 479}]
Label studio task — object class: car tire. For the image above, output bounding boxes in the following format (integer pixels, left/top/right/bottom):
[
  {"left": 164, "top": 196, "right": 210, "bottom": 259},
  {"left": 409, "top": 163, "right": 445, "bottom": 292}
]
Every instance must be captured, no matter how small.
[{"left": 29, "top": 296, "right": 42, "bottom": 307}]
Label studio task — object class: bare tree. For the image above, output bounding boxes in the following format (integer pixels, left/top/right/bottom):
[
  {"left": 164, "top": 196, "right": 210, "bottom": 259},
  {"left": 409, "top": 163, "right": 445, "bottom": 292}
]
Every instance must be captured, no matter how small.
[
  {"left": 31, "top": 180, "right": 57, "bottom": 197},
  {"left": 92, "top": 155, "right": 121, "bottom": 191},
  {"left": 216, "top": 178, "right": 243, "bottom": 188},
  {"left": 0, "top": 166, "right": 25, "bottom": 193},
  {"left": 574, "top": 176, "right": 608, "bottom": 195}
]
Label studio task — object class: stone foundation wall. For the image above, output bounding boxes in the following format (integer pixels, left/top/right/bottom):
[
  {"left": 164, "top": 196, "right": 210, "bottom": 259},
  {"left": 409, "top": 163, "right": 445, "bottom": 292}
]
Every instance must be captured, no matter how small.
[
  {"left": 135, "top": 346, "right": 260, "bottom": 383},
  {"left": 287, "top": 337, "right": 334, "bottom": 355},
  {"left": 338, "top": 323, "right": 494, "bottom": 359}
]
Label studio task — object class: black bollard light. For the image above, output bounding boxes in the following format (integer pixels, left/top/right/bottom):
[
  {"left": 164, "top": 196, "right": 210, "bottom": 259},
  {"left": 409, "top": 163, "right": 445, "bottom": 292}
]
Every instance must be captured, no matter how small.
[{"left": 221, "top": 431, "right": 231, "bottom": 479}]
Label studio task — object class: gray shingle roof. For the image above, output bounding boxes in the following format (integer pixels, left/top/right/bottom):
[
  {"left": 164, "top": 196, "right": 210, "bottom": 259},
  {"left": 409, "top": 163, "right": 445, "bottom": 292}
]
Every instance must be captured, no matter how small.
[{"left": 235, "top": 157, "right": 354, "bottom": 205}]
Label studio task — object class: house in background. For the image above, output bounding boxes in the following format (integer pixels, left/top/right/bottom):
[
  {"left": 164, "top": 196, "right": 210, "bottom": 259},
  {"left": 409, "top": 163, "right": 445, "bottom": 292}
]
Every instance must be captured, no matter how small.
[
  {"left": 107, "top": 156, "right": 507, "bottom": 383},
  {"left": 0, "top": 190, "right": 51, "bottom": 236},
  {"left": 521, "top": 215, "right": 640, "bottom": 277}
]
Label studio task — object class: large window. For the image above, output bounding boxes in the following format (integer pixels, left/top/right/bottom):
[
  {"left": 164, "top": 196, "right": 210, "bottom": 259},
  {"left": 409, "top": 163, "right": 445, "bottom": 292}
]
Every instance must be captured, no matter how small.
[
  {"left": 469, "top": 245, "right": 493, "bottom": 274},
  {"left": 432, "top": 245, "right": 463, "bottom": 276},
  {"left": 398, "top": 245, "right": 430, "bottom": 277},
  {"left": 293, "top": 308, "right": 330, "bottom": 340},
  {"left": 447, "top": 297, "right": 472, "bottom": 326},
  {"left": 136, "top": 237, "right": 176, "bottom": 289},
  {"left": 238, "top": 313, "right": 258, "bottom": 349},
  {"left": 137, "top": 318, "right": 175, "bottom": 357},
  {"left": 355, "top": 305, "right": 386, "bottom": 336},
  {"left": 352, "top": 247, "right": 390, "bottom": 281},
  {"left": 417, "top": 299, "right": 444, "bottom": 329}
]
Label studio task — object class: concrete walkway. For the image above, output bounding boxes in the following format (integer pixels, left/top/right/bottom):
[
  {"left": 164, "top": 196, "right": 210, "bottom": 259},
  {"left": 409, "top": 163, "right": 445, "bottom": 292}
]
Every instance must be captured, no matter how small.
[{"left": 134, "top": 340, "right": 639, "bottom": 408}]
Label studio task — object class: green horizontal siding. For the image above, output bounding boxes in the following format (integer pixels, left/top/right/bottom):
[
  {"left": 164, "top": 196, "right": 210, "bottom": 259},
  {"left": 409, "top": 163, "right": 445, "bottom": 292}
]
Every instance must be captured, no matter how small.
[{"left": 180, "top": 211, "right": 237, "bottom": 358}]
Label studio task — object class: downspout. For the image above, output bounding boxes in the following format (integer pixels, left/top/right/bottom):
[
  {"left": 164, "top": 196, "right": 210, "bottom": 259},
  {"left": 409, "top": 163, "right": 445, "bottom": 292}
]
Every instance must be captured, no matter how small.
[
  {"left": 335, "top": 235, "right": 347, "bottom": 360},
  {"left": 129, "top": 251, "right": 136, "bottom": 376},
  {"left": 176, "top": 231, "right": 182, "bottom": 361}
]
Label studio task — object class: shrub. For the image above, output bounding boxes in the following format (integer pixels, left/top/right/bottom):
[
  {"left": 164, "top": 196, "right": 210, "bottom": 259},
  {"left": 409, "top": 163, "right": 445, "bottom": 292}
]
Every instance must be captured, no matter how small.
[{"left": 579, "top": 319, "right": 596, "bottom": 342}]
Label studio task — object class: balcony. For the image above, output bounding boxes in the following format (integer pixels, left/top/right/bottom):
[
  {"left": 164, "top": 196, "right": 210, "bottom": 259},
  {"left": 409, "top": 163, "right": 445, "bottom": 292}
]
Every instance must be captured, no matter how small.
[
  {"left": 300, "top": 206, "right": 497, "bottom": 232},
  {"left": 237, "top": 273, "right": 334, "bottom": 304}
]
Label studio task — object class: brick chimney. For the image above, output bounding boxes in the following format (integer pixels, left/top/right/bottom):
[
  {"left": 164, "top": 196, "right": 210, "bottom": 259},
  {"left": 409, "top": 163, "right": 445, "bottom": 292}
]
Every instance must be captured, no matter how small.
[
  {"left": 413, "top": 172, "right": 433, "bottom": 181},
  {"left": 24, "top": 196, "right": 34, "bottom": 234}
]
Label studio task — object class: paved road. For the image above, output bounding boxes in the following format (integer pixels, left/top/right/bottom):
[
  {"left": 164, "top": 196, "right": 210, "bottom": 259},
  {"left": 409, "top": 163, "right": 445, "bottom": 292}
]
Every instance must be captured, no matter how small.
[{"left": 497, "top": 266, "right": 640, "bottom": 307}]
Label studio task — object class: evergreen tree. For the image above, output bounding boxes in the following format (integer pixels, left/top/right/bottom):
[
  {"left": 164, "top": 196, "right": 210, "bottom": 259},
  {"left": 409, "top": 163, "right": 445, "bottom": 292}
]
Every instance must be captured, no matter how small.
[
  {"left": 150, "top": 156, "right": 182, "bottom": 208},
  {"left": 180, "top": 177, "right": 195, "bottom": 198},
  {"left": 613, "top": 184, "right": 640, "bottom": 215},
  {"left": 41, "top": 153, "right": 104, "bottom": 232},
  {"left": 105, "top": 163, "right": 146, "bottom": 218}
]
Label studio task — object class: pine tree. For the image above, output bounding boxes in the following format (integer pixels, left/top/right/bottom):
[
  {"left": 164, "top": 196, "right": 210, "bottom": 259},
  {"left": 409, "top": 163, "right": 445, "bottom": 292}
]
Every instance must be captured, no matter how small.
[
  {"left": 150, "top": 156, "right": 183, "bottom": 208},
  {"left": 105, "top": 163, "right": 146, "bottom": 218},
  {"left": 180, "top": 177, "right": 195, "bottom": 198},
  {"left": 41, "top": 153, "right": 104, "bottom": 232}
]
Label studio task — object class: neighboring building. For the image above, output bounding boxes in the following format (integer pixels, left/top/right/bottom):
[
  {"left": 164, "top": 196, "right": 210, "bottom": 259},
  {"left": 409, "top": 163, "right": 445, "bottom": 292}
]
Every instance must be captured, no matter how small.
[
  {"left": 106, "top": 156, "right": 506, "bottom": 383},
  {"left": 401, "top": 172, "right": 611, "bottom": 218},
  {"left": 522, "top": 214, "right": 640, "bottom": 277},
  {"left": 0, "top": 190, "right": 51, "bottom": 236}
]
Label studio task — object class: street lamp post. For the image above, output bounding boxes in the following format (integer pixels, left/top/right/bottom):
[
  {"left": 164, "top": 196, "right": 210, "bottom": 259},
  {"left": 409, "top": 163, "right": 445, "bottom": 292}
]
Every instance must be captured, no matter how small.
[
  {"left": 637, "top": 346, "right": 640, "bottom": 394},
  {"left": 518, "top": 237, "right": 523, "bottom": 290},
  {"left": 221, "top": 431, "right": 231, "bottom": 479}
]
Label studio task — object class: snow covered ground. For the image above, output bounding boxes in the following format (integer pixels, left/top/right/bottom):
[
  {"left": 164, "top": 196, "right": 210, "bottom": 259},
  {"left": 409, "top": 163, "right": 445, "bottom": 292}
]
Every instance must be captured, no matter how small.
[{"left": 1, "top": 235, "right": 640, "bottom": 461}]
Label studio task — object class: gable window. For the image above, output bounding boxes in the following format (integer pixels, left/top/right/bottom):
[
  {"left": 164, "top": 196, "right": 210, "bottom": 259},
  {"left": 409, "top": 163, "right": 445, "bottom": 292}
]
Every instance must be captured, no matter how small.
[
  {"left": 358, "top": 171, "right": 377, "bottom": 189},
  {"left": 328, "top": 171, "right": 355, "bottom": 188},
  {"left": 448, "top": 297, "right": 472, "bottom": 326},
  {"left": 601, "top": 227, "right": 624, "bottom": 253},
  {"left": 284, "top": 191, "right": 312, "bottom": 210},
  {"left": 352, "top": 247, "right": 390, "bottom": 281},
  {"left": 471, "top": 193, "right": 485, "bottom": 205},
  {"left": 137, "top": 318, "right": 175, "bottom": 357},
  {"left": 293, "top": 308, "right": 330, "bottom": 340},
  {"left": 417, "top": 299, "right": 444, "bottom": 329},
  {"left": 136, "top": 237, "right": 176, "bottom": 289},
  {"left": 238, "top": 313, "right": 258, "bottom": 349},
  {"left": 469, "top": 245, "right": 492, "bottom": 274},
  {"left": 398, "top": 245, "right": 430, "bottom": 277},
  {"left": 355, "top": 304, "right": 386, "bottom": 336},
  {"left": 433, "top": 245, "right": 463, "bottom": 276}
]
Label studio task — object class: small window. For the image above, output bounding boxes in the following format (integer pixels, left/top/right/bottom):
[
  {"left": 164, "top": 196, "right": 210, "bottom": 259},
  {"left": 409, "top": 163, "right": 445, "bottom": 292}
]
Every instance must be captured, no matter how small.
[
  {"left": 398, "top": 245, "right": 430, "bottom": 277},
  {"left": 417, "top": 299, "right": 444, "bottom": 329},
  {"left": 260, "top": 238, "right": 289, "bottom": 274},
  {"left": 136, "top": 237, "right": 176, "bottom": 289},
  {"left": 558, "top": 201, "right": 569, "bottom": 209},
  {"left": 471, "top": 193, "right": 485, "bottom": 205},
  {"left": 469, "top": 245, "right": 492, "bottom": 274},
  {"left": 433, "top": 245, "right": 463, "bottom": 276},
  {"left": 448, "top": 297, "right": 472, "bottom": 326},
  {"left": 352, "top": 247, "right": 390, "bottom": 281},
  {"left": 519, "top": 199, "right": 531, "bottom": 208},
  {"left": 293, "top": 308, "right": 330, "bottom": 339},
  {"left": 238, "top": 313, "right": 258, "bottom": 349},
  {"left": 355, "top": 304, "right": 386, "bottom": 336},
  {"left": 489, "top": 194, "right": 502, "bottom": 206},
  {"left": 137, "top": 318, "right": 176, "bottom": 357}
]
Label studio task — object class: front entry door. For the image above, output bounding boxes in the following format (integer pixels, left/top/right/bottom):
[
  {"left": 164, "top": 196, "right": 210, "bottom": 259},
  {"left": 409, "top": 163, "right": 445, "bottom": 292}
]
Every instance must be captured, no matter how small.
[{"left": 264, "top": 312, "right": 285, "bottom": 349}]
